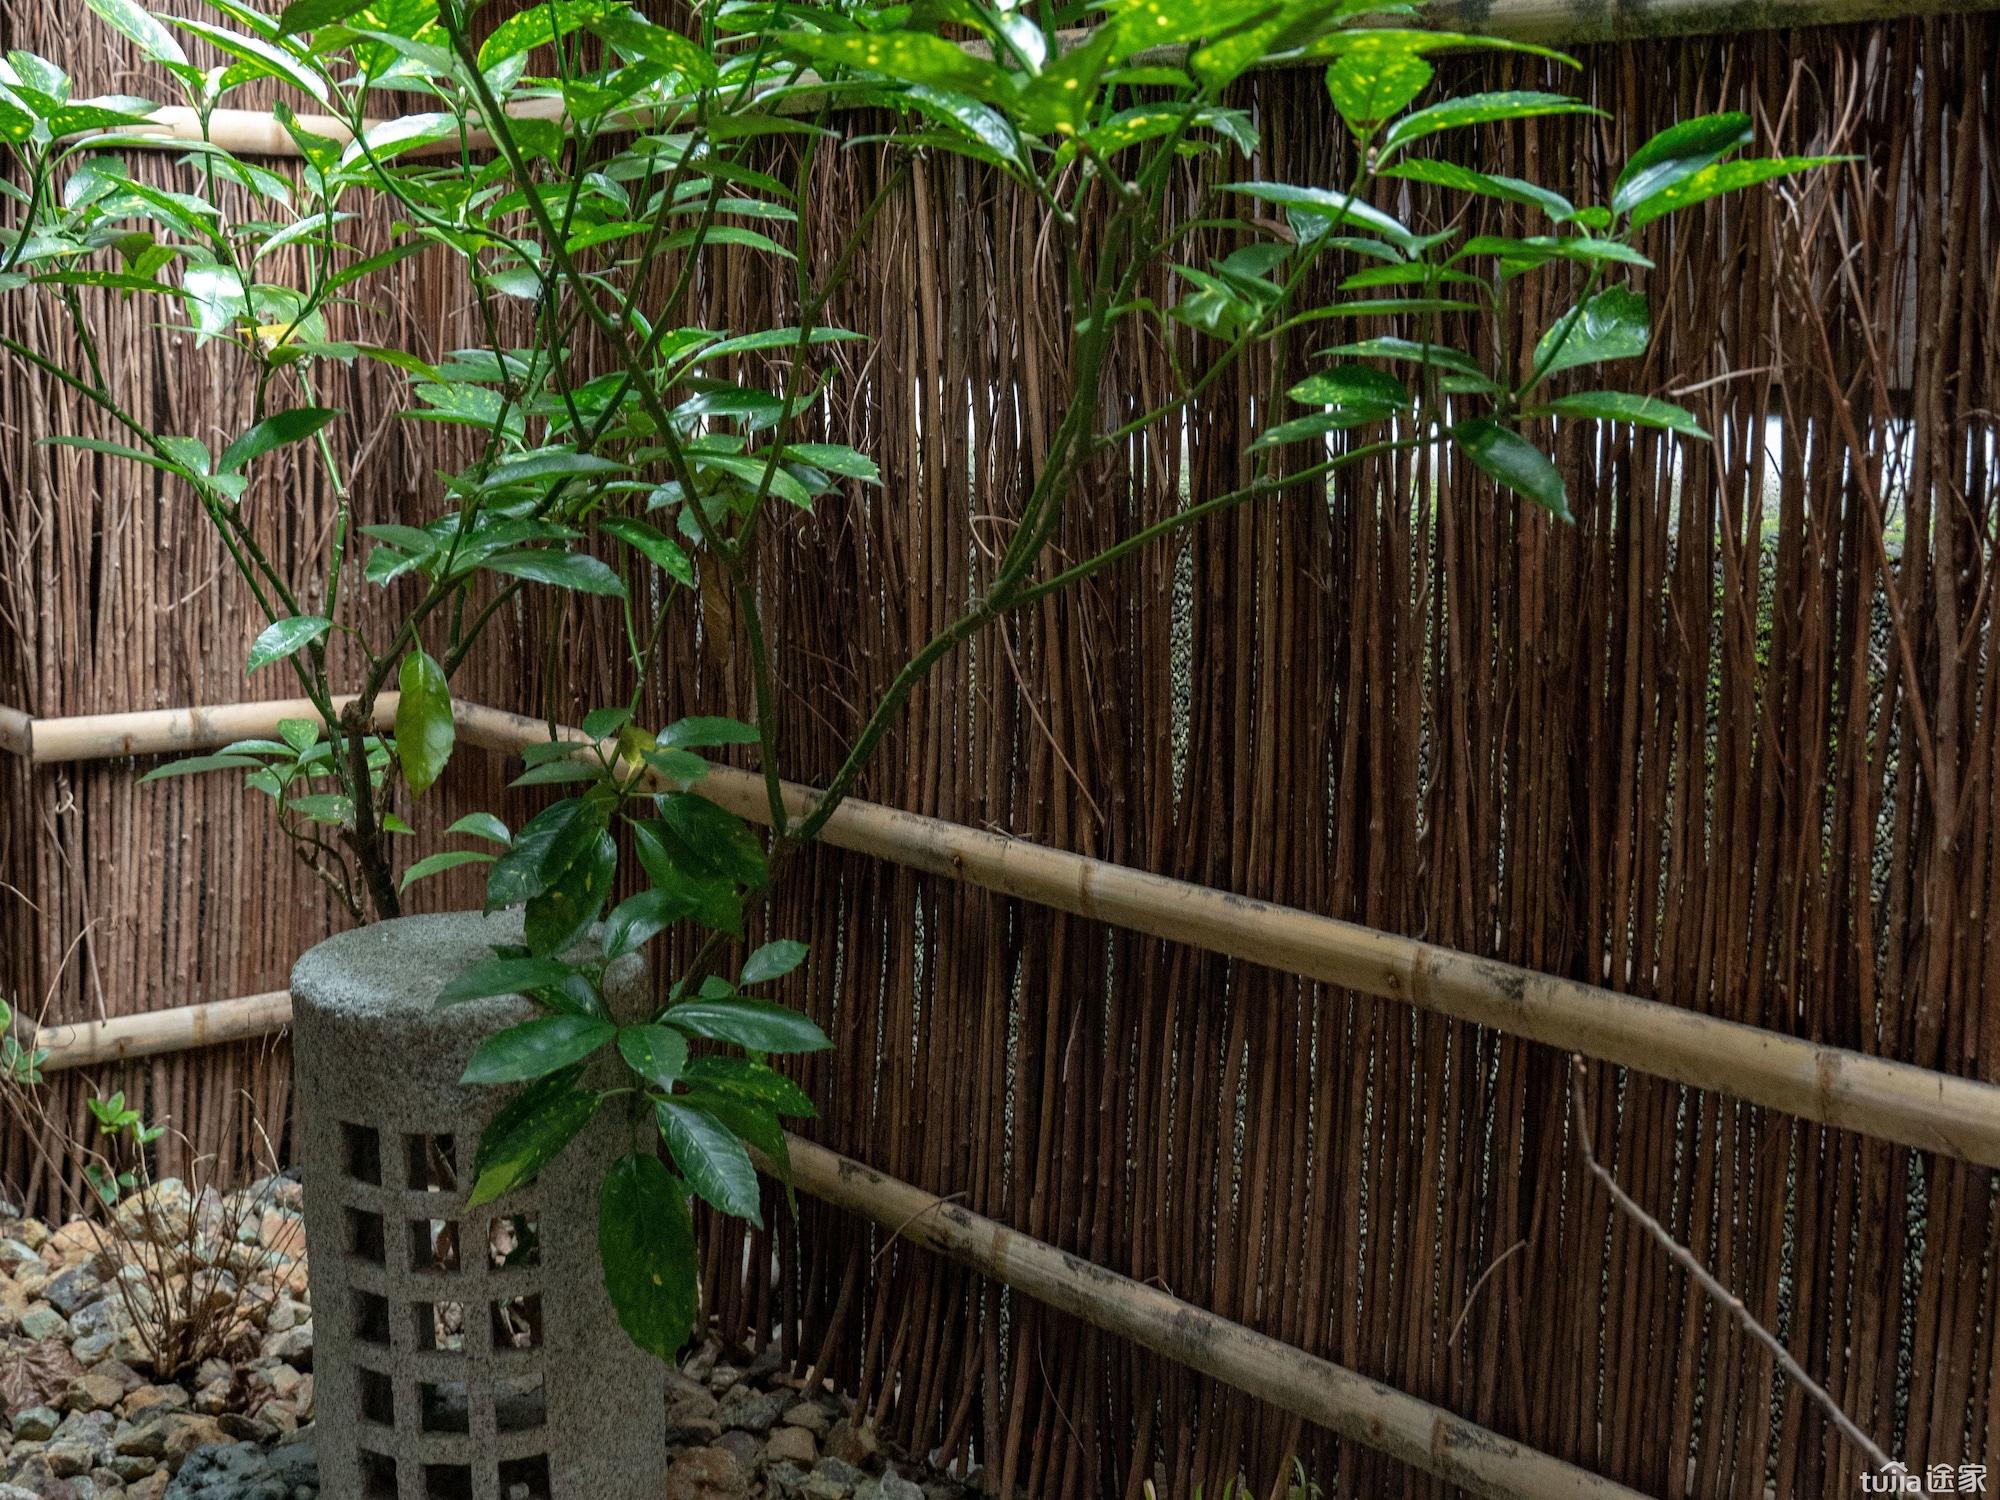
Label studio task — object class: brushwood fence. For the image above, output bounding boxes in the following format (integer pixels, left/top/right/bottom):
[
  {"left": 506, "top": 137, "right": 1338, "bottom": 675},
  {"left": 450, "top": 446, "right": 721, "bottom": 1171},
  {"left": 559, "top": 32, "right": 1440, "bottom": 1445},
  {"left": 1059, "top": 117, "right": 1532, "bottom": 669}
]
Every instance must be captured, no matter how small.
[{"left": 2, "top": 8, "right": 1997, "bottom": 1498}]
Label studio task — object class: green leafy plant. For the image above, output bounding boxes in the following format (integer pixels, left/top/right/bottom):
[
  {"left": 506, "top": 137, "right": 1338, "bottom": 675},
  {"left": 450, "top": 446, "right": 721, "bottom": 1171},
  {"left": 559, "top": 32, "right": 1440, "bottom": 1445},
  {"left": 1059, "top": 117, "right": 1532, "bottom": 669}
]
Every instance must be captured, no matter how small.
[
  {"left": 82, "top": 1088, "right": 167, "bottom": 1205},
  {"left": 0, "top": 998, "right": 50, "bottom": 1087},
  {"left": 0, "top": 0, "right": 1836, "bottom": 1360}
]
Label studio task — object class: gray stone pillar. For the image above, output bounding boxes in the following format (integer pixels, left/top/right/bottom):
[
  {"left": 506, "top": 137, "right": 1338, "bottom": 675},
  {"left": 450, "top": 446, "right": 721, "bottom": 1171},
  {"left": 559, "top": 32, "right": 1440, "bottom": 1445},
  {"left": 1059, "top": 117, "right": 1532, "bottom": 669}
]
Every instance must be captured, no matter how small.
[{"left": 291, "top": 912, "right": 666, "bottom": 1500}]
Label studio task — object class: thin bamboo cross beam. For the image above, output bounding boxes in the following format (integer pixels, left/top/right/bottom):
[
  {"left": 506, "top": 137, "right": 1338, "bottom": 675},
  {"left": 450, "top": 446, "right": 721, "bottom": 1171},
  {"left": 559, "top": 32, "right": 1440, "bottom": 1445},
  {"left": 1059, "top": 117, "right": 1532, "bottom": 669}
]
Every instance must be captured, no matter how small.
[
  {"left": 779, "top": 1134, "right": 1655, "bottom": 1500},
  {"left": 79, "top": 0, "right": 2000, "bottom": 159},
  {"left": 31, "top": 991, "right": 292, "bottom": 1073},
  {"left": 10, "top": 694, "right": 1995, "bottom": 1165}
]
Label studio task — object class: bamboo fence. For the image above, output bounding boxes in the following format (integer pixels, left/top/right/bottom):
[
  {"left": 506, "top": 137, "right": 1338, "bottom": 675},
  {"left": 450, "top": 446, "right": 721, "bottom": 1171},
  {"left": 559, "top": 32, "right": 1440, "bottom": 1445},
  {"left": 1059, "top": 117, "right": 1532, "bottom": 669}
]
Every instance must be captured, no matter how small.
[{"left": 3, "top": 7, "right": 1997, "bottom": 1500}]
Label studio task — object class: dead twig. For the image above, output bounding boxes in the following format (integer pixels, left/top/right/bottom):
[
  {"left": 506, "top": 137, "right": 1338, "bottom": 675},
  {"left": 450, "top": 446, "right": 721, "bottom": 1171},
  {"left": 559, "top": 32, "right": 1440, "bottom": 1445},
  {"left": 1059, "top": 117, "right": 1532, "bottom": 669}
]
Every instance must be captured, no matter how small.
[{"left": 1568, "top": 1061, "right": 1893, "bottom": 1475}]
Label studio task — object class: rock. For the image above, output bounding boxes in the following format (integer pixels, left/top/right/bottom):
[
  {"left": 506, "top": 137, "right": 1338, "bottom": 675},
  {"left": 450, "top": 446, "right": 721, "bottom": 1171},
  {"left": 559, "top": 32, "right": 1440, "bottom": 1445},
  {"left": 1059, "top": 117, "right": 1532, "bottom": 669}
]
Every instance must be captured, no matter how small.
[
  {"left": 21, "top": 1304, "right": 72, "bottom": 1340},
  {"left": 160, "top": 1415, "right": 227, "bottom": 1469},
  {"left": 45, "top": 1266, "right": 103, "bottom": 1316},
  {"left": 825, "top": 1418, "right": 880, "bottom": 1468},
  {"left": 12, "top": 1406, "right": 61, "bottom": 1441},
  {"left": 858, "top": 1473, "right": 925, "bottom": 1500},
  {"left": 67, "top": 1372, "right": 128, "bottom": 1413},
  {"left": 665, "top": 1392, "right": 722, "bottom": 1445},
  {"left": 45, "top": 1219, "right": 104, "bottom": 1269},
  {"left": 706, "top": 1363, "right": 744, "bottom": 1394},
  {"left": 783, "top": 1401, "right": 831, "bottom": 1436},
  {"left": 68, "top": 1296, "right": 131, "bottom": 1343},
  {"left": 713, "top": 1429, "right": 763, "bottom": 1476},
  {"left": 803, "top": 1457, "right": 866, "bottom": 1500},
  {"left": 766, "top": 1426, "right": 819, "bottom": 1466},
  {"left": 113, "top": 1184, "right": 193, "bottom": 1249},
  {"left": 767, "top": 1462, "right": 810, "bottom": 1499},
  {"left": 716, "top": 1386, "right": 787, "bottom": 1435},
  {"left": 256, "top": 1324, "right": 311, "bottom": 1366},
  {"left": 121, "top": 1386, "right": 190, "bottom": 1419},
  {"left": 0, "top": 1239, "right": 44, "bottom": 1275},
  {"left": 663, "top": 1445, "right": 749, "bottom": 1500}
]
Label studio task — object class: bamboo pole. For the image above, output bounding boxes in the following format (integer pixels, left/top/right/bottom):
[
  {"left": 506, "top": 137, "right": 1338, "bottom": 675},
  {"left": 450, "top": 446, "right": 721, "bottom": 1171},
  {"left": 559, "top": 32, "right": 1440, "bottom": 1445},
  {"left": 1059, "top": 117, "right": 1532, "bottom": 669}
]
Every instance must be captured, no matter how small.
[
  {"left": 33, "top": 991, "right": 292, "bottom": 1073},
  {"left": 0, "top": 703, "right": 30, "bottom": 757},
  {"left": 21, "top": 695, "right": 394, "bottom": 762},
  {"left": 449, "top": 702, "right": 2000, "bottom": 1167},
  {"left": 780, "top": 1134, "right": 1651, "bottom": 1500},
  {"left": 86, "top": 0, "right": 2000, "bottom": 159},
  {"left": 17, "top": 695, "right": 2000, "bottom": 1166}
]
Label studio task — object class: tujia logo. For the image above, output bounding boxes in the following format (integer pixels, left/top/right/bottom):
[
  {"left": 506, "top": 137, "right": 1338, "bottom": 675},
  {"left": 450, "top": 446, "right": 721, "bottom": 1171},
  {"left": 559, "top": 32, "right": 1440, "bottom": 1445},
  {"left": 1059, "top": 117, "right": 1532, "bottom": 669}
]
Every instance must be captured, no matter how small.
[{"left": 1860, "top": 1465, "right": 1987, "bottom": 1493}]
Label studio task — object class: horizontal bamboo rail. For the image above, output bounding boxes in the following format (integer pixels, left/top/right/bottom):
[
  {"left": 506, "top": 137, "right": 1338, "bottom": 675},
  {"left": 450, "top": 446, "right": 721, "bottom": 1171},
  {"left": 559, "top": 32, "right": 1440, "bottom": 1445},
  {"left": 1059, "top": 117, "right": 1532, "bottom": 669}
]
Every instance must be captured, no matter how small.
[
  {"left": 21, "top": 695, "right": 392, "bottom": 763},
  {"left": 10, "top": 693, "right": 2000, "bottom": 1166},
  {"left": 779, "top": 1134, "right": 1652, "bottom": 1500},
  {"left": 84, "top": 0, "right": 2000, "bottom": 159},
  {"left": 32, "top": 991, "right": 292, "bottom": 1074}
]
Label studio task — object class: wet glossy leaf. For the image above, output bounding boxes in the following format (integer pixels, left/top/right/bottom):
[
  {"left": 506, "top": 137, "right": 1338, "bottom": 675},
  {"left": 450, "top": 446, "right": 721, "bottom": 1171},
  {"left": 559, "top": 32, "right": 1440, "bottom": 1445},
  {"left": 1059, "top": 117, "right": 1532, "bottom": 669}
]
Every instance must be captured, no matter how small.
[
  {"left": 436, "top": 957, "right": 579, "bottom": 1007},
  {"left": 522, "top": 830, "right": 618, "bottom": 957},
  {"left": 657, "top": 717, "right": 758, "bottom": 749},
  {"left": 616, "top": 1024, "right": 689, "bottom": 1091},
  {"left": 601, "top": 886, "right": 697, "bottom": 959},
  {"left": 1226, "top": 181, "right": 1416, "bottom": 253},
  {"left": 657, "top": 1098, "right": 761, "bottom": 1224},
  {"left": 482, "top": 549, "right": 627, "bottom": 597},
  {"left": 663, "top": 997, "right": 831, "bottom": 1053},
  {"left": 399, "top": 849, "right": 495, "bottom": 892},
  {"left": 1533, "top": 285, "right": 1648, "bottom": 379},
  {"left": 1612, "top": 112, "right": 1752, "bottom": 216},
  {"left": 468, "top": 1071, "right": 599, "bottom": 1207},
  {"left": 1535, "top": 390, "right": 1710, "bottom": 439},
  {"left": 784, "top": 30, "right": 1008, "bottom": 100},
  {"left": 598, "top": 1153, "right": 697, "bottom": 1358},
  {"left": 1380, "top": 91, "right": 1602, "bottom": 154},
  {"left": 658, "top": 793, "right": 767, "bottom": 887},
  {"left": 1627, "top": 156, "right": 1845, "bottom": 230},
  {"left": 1453, "top": 417, "right": 1569, "bottom": 520},
  {"left": 396, "top": 649, "right": 454, "bottom": 797},
  {"left": 245, "top": 615, "right": 330, "bottom": 674},
  {"left": 1325, "top": 44, "right": 1431, "bottom": 135},
  {"left": 84, "top": 0, "right": 188, "bottom": 66},
  {"left": 1381, "top": 158, "right": 1573, "bottom": 223},
  {"left": 462, "top": 1014, "right": 615, "bottom": 1085},
  {"left": 740, "top": 940, "right": 807, "bottom": 986},
  {"left": 682, "top": 1056, "right": 817, "bottom": 1118},
  {"left": 138, "top": 753, "right": 265, "bottom": 782}
]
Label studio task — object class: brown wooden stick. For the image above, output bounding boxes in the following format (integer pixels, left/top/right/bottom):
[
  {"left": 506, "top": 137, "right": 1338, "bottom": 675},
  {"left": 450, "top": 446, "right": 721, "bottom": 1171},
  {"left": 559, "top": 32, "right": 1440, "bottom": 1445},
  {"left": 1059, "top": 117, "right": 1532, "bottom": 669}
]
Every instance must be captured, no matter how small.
[
  {"left": 16, "top": 693, "right": 2000, "bottom": 1167},
  {"left": 776, "top": 1134, "right": 1652, "bottom": 1500},
  {"left": 1567, "top": 1063, "right": 1895, "bottom": 1474}
]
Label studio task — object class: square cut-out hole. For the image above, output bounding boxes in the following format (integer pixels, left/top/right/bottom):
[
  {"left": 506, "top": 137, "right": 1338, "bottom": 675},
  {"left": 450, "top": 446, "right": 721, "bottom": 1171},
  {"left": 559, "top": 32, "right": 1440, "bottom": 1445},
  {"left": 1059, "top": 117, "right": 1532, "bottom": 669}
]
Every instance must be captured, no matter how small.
[
  {"left": 498, "top": 1454, "right": 552, "bottom": 1499},
  {"left": 410, "top": 1219, "right": 460, "bottom": 1273},
  {"left": 360, "top": 1450, "right": 398, "bottom": 1498},
  {"left": 424, "top": 1463, "right": 474, "bottom": 1500},
  {"left": 352, "top": 1290, "right": 390, "bottom": 1348},
  {"left": 416, "top": 1300, "right": 467, "bottom": 1353},
  {"left": 491, "top": 1292, "right": 542, "bottom": 1351},
  {"left": 489, "top": 1213, "right": 539, "bottom": 1268},
  {"left": 345, "top": 1207, "right": 386, "bottom": 1265},
  {"left": 419, "top": 1379, "right": 470, "bottom": 1434},
  {"left": 406, "top": 1133, "right": 457, "bottom": 1192},
  {"left": 495, "top": 1372, "right": 546, "bottom": 1434},
  {"left": 357, "top": 1366, "right": 395, "bottom": 1427},
  {"left": 342, "top": 1122, "right": 382, "bottom": 1185}
]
